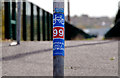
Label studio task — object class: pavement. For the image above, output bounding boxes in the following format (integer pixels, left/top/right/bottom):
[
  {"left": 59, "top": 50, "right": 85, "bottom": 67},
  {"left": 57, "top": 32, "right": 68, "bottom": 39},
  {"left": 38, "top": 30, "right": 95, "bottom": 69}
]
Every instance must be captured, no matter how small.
[{"left": 1, "top": 40, "right": 119, "bottom": 76}]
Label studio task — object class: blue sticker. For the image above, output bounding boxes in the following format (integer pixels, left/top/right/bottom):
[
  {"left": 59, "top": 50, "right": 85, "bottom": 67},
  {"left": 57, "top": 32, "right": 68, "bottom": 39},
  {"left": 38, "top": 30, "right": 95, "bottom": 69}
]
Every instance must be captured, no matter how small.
[
  {"left": 53, "top": 13, "right": 65, "bottom": 56},
  {"left": 55, "top": 8, "right": 64, "bottom": 13},
  {"left": 53, "top": 39, "right": 64, "bottom": 56},
  {"left": 53, "top": 13, "right": 64, "bottom": 27}
]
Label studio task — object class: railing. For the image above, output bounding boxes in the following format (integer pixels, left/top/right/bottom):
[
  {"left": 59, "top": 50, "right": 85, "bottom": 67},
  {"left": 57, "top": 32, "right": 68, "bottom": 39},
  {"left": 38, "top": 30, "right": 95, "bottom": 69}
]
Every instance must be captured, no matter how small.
[
  {"left": 1, "top": 1, "right": 92, "bottom": 41},
  {"left": 2, "top": 1, "right": 53, "bottom": 41}
]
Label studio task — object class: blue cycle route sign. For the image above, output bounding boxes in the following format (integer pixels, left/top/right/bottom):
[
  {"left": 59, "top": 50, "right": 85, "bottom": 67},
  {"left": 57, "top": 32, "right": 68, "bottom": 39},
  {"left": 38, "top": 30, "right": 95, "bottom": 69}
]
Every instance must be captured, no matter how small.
[{"left": 53, "top": 13, "right": 65, "bottom": 56}]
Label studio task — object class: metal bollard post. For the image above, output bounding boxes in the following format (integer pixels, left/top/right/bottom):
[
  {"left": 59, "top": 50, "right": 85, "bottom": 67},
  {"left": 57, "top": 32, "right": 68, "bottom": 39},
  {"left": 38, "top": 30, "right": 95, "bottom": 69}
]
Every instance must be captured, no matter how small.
[{"left": 53, "top": 0, "right": 65, "bottom": 77}]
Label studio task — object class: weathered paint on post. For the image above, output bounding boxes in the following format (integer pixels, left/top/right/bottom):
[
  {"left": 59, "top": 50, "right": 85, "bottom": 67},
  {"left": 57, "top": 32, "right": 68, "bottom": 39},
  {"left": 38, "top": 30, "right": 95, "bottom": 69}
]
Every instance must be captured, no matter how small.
[
  {"left": 53, "top": 0, "right": 65, "bottom": 77},
  {"left": 17, "top": 2, "right": 21, "bottom": 44}
]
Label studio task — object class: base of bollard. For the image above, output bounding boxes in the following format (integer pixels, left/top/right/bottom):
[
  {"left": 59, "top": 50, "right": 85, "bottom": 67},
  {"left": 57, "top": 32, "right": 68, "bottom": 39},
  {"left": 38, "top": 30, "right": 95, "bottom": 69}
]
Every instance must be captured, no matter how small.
[{"left": 53, "top": 56, "right": 64, "bottom": 77}]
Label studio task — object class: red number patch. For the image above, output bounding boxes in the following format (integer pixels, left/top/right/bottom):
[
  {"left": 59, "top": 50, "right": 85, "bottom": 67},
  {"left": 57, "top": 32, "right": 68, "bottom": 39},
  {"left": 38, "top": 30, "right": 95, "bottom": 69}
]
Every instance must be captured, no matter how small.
[{"left": 53, "top": 27, "right": 64, "bottom": 39}]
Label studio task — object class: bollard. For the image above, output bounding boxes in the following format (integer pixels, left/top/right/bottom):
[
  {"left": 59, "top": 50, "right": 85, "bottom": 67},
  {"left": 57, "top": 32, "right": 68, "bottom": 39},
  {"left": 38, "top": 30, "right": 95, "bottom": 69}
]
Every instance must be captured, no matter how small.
[{"left": 53, "top": 0, "right": 65, "bottom": 77}]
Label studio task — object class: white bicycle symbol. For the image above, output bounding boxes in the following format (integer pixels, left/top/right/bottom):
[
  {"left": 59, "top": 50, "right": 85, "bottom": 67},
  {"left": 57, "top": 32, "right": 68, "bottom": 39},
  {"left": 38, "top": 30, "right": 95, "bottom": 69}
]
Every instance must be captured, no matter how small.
[{"left": 53, "top": 15, "right": 64, "bottom": 25}]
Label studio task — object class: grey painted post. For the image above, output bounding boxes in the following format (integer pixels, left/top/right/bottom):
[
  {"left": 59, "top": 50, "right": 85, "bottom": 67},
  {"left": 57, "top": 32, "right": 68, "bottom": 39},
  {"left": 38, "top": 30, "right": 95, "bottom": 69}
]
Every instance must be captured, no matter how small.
[
  {"left": 17, "top": 2, "right": 21, "bottom": 44},
  {"left": 53, "top": 0, "right": 64, "bottom": 77}
]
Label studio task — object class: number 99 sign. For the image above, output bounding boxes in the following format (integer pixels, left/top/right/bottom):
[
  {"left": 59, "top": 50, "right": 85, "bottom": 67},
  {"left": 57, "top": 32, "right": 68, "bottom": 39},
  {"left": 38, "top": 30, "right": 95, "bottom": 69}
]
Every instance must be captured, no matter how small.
[{"left": 53, "top": 27, "right": 64, "bottom": 39}]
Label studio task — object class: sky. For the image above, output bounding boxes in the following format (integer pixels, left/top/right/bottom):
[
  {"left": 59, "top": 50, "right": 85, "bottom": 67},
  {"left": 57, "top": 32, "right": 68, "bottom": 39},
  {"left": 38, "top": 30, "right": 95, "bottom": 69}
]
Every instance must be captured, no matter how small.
[{"left": 28, "top": 0, "right": 120, "bottom": 17}]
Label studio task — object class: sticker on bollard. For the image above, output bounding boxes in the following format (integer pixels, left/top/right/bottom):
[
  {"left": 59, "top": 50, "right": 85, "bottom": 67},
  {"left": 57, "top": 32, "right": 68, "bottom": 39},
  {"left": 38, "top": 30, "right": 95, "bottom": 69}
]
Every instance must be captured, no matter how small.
[
  {"left": 55, "top": 8, "right": 64, "bottom": 13},
  {"left": 53, "top": 13, "right": 65, "bottom": 56},
  {"left": 53, "top": 39, "right": 64, "bottom": 56},
  {"left": 53, "top": 27, "right": 64, "bottom": 39},
  {"left": 53, "top": 13, "right": 64, "bottom": 27}
]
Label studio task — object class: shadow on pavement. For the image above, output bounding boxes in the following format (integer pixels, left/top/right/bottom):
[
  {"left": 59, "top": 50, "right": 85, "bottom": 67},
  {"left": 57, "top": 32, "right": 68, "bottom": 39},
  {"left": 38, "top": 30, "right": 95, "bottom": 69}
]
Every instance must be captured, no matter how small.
[
  {"left": 1, "top": 40, "right": 117, "bottom": 61},
  {"left": 66, "top": 40, "right": 117, "bottom": 48}
]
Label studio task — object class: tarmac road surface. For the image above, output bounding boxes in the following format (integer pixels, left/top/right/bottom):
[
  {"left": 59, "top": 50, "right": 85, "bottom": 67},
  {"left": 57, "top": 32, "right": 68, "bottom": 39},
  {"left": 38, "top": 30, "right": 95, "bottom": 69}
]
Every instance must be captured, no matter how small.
[{"left": 1, "top": 40, "right": 118, "bottom": 76}]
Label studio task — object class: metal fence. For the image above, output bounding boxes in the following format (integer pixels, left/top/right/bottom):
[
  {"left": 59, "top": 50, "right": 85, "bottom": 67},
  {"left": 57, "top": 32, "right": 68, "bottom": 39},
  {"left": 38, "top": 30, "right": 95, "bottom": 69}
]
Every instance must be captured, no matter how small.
[
  {"left": 1, "top": 1, "right": 93, "bottom": 41},
  {"left": 1, "top": 1, "right": 53, "bottom": 41}
]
